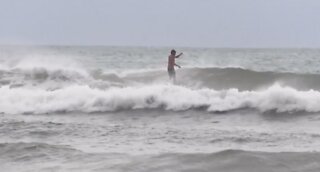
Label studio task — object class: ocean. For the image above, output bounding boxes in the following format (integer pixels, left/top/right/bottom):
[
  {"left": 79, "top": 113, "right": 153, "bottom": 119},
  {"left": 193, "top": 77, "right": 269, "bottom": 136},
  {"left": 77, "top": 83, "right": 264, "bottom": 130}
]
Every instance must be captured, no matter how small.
[{"left": 1, "top": 46, "right": 320, "bottom": 171}]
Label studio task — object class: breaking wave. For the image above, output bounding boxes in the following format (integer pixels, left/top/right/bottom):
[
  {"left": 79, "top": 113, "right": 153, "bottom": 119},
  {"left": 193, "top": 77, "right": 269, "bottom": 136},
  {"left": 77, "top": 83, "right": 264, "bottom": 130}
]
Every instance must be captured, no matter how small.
[
  {"left": 2, "top": 58, "right": 320, "bottom": 115},
  {"left": 1, "top": 84, "right": 320, "bottom": 114}
]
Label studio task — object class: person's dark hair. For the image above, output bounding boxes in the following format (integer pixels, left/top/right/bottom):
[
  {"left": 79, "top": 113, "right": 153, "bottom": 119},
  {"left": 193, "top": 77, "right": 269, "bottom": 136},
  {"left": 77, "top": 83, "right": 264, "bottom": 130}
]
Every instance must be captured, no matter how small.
[{"left": 171, "top": 49, "right": 176, "bottom": 54}]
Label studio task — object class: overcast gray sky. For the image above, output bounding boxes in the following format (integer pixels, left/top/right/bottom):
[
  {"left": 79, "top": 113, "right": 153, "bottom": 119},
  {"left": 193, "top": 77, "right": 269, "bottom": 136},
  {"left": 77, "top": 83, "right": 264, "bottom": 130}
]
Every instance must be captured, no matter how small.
[{"left": 0, "top": 0, "right": 319, "bottom": 48}]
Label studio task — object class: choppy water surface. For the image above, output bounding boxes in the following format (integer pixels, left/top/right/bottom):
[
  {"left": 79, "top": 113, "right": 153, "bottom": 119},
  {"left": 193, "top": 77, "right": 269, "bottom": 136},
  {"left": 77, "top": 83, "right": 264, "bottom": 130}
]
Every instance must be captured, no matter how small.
[{"left": 1, "top": 46, "right": 320, "bottom": 171}]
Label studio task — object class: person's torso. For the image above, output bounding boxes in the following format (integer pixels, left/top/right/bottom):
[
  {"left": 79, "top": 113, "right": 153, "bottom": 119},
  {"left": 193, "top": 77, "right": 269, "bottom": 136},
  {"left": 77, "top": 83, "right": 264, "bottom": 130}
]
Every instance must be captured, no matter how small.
[{"left": 168, "top": 55, "right": 175, "bottom": 69}]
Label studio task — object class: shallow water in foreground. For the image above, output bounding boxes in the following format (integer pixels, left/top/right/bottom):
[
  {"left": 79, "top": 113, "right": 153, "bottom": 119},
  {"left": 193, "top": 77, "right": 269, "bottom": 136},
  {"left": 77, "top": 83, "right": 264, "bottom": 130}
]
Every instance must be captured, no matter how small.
[{"left": 1, "top": 110, "right": 320, "bottom": 171}]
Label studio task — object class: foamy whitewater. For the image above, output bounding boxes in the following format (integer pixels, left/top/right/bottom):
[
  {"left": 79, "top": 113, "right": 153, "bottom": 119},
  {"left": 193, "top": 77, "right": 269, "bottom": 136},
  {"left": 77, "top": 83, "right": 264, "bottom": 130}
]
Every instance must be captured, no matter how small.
[{"left": 1, "top": 46, "right": 320, "bottom": 171}]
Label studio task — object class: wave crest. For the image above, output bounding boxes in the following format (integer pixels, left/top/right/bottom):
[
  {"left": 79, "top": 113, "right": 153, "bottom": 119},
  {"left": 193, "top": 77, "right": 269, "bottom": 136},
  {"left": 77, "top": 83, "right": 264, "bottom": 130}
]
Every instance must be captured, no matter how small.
[{"left": 1, "top": 84, "right": 320, "bottom": 114}]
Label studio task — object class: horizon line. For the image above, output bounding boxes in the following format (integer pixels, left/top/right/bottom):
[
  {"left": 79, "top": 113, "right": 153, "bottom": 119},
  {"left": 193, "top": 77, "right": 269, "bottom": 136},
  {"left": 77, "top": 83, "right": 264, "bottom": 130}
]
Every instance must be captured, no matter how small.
[{"left": 0, "top": 44, "right": 320, "bottom": 49}]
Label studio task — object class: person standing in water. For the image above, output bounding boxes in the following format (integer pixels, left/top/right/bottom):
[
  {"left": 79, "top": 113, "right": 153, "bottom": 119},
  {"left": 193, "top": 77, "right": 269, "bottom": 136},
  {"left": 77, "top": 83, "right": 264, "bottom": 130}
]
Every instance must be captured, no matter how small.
[{"left": 168, "top": 49, "right": 183, "bottom": 83}]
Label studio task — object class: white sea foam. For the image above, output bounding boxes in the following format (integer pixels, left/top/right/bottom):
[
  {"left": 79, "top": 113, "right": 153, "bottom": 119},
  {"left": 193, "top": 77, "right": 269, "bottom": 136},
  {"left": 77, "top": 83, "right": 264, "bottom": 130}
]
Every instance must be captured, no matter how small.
[
  {"left": 12, "top": 55, "right": 89, "bottom": 76},
  {"left": 1, "top": 84, "right": 320, "bottom": 114}
]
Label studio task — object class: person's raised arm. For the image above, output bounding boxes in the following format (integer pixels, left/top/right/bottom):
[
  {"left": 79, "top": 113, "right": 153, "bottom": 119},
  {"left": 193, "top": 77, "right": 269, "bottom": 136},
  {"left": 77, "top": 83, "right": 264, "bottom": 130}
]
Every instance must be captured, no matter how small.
[{"left": 176, "top": 53, "right": 183, "bottom": 58}]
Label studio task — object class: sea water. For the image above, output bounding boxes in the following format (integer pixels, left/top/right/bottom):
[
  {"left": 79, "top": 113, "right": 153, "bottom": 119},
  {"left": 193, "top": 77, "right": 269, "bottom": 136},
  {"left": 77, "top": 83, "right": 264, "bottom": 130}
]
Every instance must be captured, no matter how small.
[{"left": 1, "top": 46, "right": 320, "bottom": 172}]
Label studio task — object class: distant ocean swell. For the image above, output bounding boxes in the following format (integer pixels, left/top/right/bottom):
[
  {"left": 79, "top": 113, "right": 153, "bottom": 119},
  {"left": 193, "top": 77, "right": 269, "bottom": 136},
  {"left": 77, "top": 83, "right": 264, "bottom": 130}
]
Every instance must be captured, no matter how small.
[{"left": 1, "top": 83, "right": 320, "bottom": 114}]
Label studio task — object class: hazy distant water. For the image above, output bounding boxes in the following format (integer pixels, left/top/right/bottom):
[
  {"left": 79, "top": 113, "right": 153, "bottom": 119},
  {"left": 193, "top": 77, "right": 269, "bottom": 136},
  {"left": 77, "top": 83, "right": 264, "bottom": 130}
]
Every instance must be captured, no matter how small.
[
  {"left": 1, "top": 46, "right": 320, "bottom": 172},
  {"left": 2, "top": 46, "right": 320, "bottom": 73}
]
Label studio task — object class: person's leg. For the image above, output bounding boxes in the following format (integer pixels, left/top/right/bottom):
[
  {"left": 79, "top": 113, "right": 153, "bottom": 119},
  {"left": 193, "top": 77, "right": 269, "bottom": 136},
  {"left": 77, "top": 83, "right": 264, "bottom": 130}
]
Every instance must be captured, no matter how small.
[
  {"left": 172, "top": 70, "right": 176, "bottom": 84},
  {"left": 168, "top": 69, "right": 175, "bottom": 83}
]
